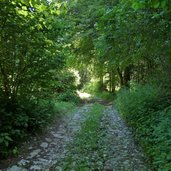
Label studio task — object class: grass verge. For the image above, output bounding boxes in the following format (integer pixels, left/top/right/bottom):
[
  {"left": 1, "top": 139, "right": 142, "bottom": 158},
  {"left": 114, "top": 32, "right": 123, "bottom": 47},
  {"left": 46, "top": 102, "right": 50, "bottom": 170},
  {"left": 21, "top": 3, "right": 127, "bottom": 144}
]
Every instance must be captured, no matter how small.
[{"left": 115, "top": 84, "right": 171, "bottom": 170}]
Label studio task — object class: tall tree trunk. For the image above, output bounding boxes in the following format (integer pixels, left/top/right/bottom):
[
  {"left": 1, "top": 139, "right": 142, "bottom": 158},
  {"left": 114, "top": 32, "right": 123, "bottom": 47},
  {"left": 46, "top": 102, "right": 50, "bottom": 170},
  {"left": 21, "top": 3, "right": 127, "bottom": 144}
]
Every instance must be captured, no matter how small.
[
  {"left": 123, "top": 66, "right": 132, "bottom": 87},
  {"left": 109, "top": 71, "right": 112, "bottom": 92},
  {"left": 0, "top": 65, "right": 10, "bottom": 98},
  {"left": 110, "top": 70, "right": 115, "bottom": 92}
]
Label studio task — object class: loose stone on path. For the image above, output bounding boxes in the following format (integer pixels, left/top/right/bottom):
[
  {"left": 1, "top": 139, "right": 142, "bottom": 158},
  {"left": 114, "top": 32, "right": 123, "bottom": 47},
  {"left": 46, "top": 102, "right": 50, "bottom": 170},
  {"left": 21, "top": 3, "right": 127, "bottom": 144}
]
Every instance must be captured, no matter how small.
[{"left": 103, "top": 106, "right": 150, "bottom": 171}]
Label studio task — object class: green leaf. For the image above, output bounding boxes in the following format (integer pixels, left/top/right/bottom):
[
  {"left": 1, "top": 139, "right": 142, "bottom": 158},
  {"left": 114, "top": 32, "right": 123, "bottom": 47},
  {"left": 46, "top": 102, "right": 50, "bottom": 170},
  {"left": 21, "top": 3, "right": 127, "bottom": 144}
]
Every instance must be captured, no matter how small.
[
  {"left": 153, "top": 2, "right": 160, "bottom": 8},
  {"left": 161, "top": 1, "right": 167, "bottom": 8}
]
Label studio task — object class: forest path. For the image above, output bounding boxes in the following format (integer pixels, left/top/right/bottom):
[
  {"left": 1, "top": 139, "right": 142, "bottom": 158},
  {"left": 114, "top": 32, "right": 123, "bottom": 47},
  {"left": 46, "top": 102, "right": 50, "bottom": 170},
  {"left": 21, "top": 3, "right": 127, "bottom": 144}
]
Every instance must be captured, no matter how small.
[{"left": 3, "top": 102, "right": 150, "bottom": 171}]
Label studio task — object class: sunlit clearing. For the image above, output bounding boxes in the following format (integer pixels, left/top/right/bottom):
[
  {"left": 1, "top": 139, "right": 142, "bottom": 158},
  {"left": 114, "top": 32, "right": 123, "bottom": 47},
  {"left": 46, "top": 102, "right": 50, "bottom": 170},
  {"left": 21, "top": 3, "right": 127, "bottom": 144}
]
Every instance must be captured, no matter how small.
[{"left": 77, "top": 91, "right": 92, "bottom": 99}]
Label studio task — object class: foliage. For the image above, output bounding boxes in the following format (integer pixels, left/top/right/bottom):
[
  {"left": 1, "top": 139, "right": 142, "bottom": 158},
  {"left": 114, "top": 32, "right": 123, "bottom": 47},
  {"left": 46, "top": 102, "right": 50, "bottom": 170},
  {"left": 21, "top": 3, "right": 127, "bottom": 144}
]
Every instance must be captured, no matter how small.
[
  {"left": 1, "top": 0, "right": 171, "bottom": 168},
  {"left": 55, "top": 71, "right": 80, "bottom": 104},
  {"left": 0, "top": 0, "right": 67, "bottom": 101},
  {"left": 67, "top": 2, "right": 171, "bottom": 169},
  {"left": 67, "top": 0, "right": 171, "bottom": 91},
  {"left": 0, "top": 0, "right": 79, "bottom": 159},
  {"left": 57, "top": 91, "right": 80, "bottom": 104},
  {"left": 115, "top": 84, "right": 160, "bottom": 120},
  {"left": 115, "top": 84, "right": 171, "bottom": 170},
  {"left": 131, "top": 0, "right": 169, "bottom": 10}
]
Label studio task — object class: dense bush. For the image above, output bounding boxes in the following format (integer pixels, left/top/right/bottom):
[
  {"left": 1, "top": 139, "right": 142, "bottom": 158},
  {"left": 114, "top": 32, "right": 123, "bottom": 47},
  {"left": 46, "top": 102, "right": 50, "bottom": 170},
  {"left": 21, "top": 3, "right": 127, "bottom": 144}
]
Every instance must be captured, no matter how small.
[
  {"left": 115, "top": 84, "right": 160, "bottom": 121},
  {"left": 115, "top": 84, "right": 171, "bottom": 170},
  {"left": 57, "top": 91, "right": 80, "bottom": 104}
]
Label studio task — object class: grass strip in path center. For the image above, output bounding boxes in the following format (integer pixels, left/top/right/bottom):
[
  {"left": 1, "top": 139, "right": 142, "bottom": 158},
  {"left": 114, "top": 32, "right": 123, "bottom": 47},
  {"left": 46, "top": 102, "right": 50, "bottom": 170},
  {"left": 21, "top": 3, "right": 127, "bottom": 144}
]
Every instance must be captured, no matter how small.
[{"left": 55, "top": 103, "right": 106, "bottom": 171}]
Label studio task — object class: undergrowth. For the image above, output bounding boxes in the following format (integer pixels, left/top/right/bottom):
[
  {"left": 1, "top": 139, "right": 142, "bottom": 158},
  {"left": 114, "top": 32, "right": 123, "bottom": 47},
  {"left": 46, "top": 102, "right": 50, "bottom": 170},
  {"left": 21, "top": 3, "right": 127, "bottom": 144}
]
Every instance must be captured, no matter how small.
[
  {"left": 115, "top": 84, "right": 171, "bottom": 170},
  {"left": 94, "top": 92, "right": 115, "bottom": 101},
  {"left": 0, "top": 99, "right": 75, "bottom": 159}
]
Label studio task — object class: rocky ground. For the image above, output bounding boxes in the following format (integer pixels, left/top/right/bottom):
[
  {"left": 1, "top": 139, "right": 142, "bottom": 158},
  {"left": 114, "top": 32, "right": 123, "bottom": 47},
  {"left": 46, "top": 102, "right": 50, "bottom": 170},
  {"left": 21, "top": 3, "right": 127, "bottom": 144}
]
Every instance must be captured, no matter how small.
[
  {"left": 102, "top": 106, "right": 149, "bottom": 171},
  {"left": 0, "top": 102, "right": 151, "bottom": 171}
]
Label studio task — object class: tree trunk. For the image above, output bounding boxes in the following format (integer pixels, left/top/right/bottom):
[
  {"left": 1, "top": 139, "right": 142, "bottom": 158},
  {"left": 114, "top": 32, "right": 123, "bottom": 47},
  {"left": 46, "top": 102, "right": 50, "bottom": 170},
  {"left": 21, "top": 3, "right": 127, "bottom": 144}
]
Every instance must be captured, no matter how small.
[
  {"left": 99, "top": 74, "right": 104, "bottom": 91},
  {"left": 0, "top": 65, "right": 10, "bottom": 98},
  {"left": 123, "top": 66, "right": 132, "bottom": 87},
  {"left": 110, "top": 70, "right": 115, "bottom": 92}
]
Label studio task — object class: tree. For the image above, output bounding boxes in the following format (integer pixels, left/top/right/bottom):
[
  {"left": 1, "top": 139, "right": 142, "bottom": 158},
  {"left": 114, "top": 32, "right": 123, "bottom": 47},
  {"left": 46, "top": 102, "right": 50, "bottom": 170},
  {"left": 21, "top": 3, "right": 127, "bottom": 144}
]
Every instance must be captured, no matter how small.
[{"left": 0, "top": 0, "right": 66, "bottom": 102}]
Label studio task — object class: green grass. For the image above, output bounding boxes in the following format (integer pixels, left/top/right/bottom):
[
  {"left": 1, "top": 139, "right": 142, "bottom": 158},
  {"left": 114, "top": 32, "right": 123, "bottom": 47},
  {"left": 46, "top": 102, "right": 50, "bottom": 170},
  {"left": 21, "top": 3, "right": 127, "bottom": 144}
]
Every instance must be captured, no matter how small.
[{"left": 57, "top": 103, "right": 105, "bottom": 170}]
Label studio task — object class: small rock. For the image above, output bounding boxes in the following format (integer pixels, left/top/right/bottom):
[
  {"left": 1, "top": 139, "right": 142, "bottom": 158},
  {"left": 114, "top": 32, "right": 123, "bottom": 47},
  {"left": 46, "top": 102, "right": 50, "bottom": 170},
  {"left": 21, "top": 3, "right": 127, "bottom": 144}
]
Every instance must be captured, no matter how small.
[
  {"left": 18, "top": 159, "right": 30, "bottom": 166},
  {"left": 30, "top": 165, "right": 41, "bottom": 170},
  {"left": 7, "top": 165, "right": 27, "bottom": 171},
  {"left": 53, "top": 134, "right": 63, "bottom": 139},
  {"left": 123, "top": 160, "right": 130, "bottom": 165},
  {"left": 40, "top": 142, "right": 48, "bottom": 148},
  {"left": 38, "top": 158, "right": 48, "bottom": 163},
  {"left": 27, "top": 149, "right": 41, "bottom": 159},
  {"left": 28, "top": 146, "right": 33, "bottom": 150},
  {"left": 45, "top": 138, "right": 52, "bottom": 142}
]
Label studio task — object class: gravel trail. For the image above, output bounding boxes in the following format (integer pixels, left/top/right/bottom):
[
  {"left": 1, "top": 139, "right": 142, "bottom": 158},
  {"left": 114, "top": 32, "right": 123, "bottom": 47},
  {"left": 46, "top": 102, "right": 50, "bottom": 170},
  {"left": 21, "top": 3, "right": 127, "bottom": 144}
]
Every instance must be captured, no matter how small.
[
  {"left": 1, "top": 103, "right": 150, "bottom": 171},
  {"left": 102, "top": 106, "right": 150, "bottom": 171}
]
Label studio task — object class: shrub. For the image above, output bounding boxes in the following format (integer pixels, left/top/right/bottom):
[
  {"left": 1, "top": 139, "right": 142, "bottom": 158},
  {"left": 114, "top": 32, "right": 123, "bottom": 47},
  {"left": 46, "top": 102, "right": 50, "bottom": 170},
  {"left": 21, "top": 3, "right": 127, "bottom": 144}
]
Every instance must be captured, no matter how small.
[
  {"left": 57, "top": 91, "right": 80, "bottom": 104},
  {"left": 27, "top": 100, "right": 58, "bottom": 132},
  {"left": 115, "top": 84, "right": 160, "bottom": 122}
]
